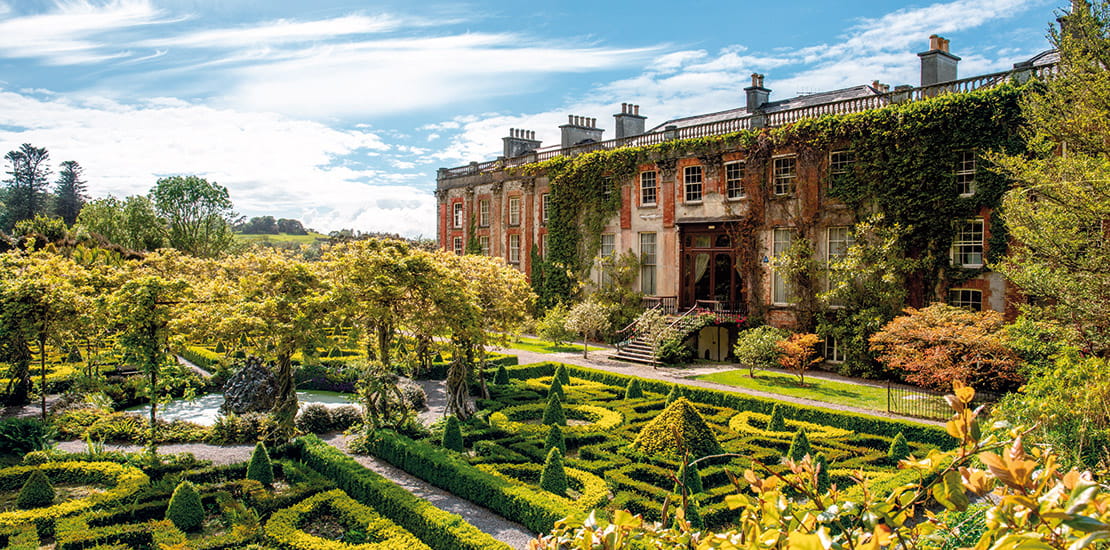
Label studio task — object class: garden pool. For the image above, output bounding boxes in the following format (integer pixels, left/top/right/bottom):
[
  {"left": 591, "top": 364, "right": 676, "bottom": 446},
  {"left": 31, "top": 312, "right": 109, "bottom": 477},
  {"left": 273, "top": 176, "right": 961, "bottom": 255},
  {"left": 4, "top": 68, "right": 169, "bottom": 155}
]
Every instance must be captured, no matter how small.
[{"left": 125, "top": 390, "right": 358, "bottom": 426}]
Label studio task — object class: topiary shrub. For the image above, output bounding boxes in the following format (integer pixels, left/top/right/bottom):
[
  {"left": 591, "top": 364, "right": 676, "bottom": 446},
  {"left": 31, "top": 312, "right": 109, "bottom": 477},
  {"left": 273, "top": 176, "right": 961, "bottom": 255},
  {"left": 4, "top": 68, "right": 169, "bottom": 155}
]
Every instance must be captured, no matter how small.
[
  {"left": 665, "top": 384, "right": 681, "bottom": 406},
  {"left": 330, "top": 406, "right": 363, "bottom": 431},
  {"left": 247, "top": 442, "right": 274, "bottom": 485},
  {"left": 539, "top": 447, "right": 567, "bottom": 496},
  {"left": 494, "top": 365, "right": 510, "bottom": 385},
  {"left": 544, "top": 424, "right": 566, "bottom": 455},
  {"left": 542, "top": 394, "right": 566, "bottom": 427},
  {"left": 16, "top": 469, "right": 54, "bottom": 509},
  {"left": 548, "top": 377, "right": 565, "bottom": 401},
  {"left": 165, "top": 480, "right": 204, "bottom": 531},
  {"left": 674, "top": 500, "right": 704, "bottom": 530},
  {"left": 815, "top": 452, "right": 830, "bottom": 493},
  {"left": 295, "top": 403, "right": 333, "bottom": 433},
  {"left": 554, "top": 365, "right": 570, "bottom": 385},
  {"left": 672, "top": 460, "right": 703, "bottom": 496},
  {"left": 767, "top": 404, "right": 786, "bottom": 432},
  {"left": 787, "top": 428, "right": 811, "bottom": 462},
  {"left": 632, "top": 397, "right": 723, "bottom": 458},
  {"left": 888, "top": 432, "right": 910, "bottom": 461},
  {"left": 215, "top": 342, "right": 226, "bottom": 354},
  {"left": 624, "top": 379, "right": 643, "bottom": 399},
  {"left": 442, "top": 415, "right": 463, "bottom": 452}
]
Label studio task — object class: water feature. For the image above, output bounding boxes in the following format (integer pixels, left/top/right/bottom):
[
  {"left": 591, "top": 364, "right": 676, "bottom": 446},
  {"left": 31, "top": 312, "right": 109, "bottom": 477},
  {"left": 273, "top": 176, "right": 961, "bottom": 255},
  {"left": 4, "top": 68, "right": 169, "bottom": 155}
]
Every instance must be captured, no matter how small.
[{"left": 125, "top": 390, "right": 359, "bottom": 426}]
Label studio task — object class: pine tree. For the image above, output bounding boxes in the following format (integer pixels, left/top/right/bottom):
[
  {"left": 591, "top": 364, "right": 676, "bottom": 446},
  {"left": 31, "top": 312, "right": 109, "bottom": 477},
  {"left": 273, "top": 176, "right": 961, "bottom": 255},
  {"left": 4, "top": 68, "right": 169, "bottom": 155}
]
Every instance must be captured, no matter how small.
[
  {"left": 672, "top": 459, "right": 704, "bottom": 495},
  {"left": 165, "top": 480, "right": 204, "bottom": 531},
  {"left": 443, "top": 415, "right": 464, "bottom": 451},
  {"left": 246, "top": 441, "right": 274, "bottom": 485},
  {"left": 554, "top": 364, "right": 570, "bottom": 385},
  {"left": 787, "top": 428, "right": 811, "bottom": 462},
  {"left": 542, "top": 393, "right": 567, "bottom": 426},
  {"left": 16, "top": 469, "right": 54, "bottom": 509},
  {"left": 2, "top": 144, "right": 52, "bottom": 231},
  {"left": 539, "top": 447, "right": 568, "bottom": 496},
  {"left": 548, "top": 376, "right": 565, "bottom": 401},
  {"left": 624, "top": 378, "right": 643, "bottom": 399},
  {"left": 544, "top": 424, "right": 566, "bottom": 455},
  {"left": 888, "top": 432, "right": 910, "bottom": 462},
  {"left": 815, "top": 452, "right": 831, "bottom": 493},
  {"left": 494, "top": 364, "right": 510, "bottom": 385},
  {"left": 52, "top": 160, "right": 87, "bottom": 226},
  {"left": 665, "top": 384, "right": 681, "bottom": 406},
  {"left": 767, "top": 404, "right": 786, "bottom": 432}
]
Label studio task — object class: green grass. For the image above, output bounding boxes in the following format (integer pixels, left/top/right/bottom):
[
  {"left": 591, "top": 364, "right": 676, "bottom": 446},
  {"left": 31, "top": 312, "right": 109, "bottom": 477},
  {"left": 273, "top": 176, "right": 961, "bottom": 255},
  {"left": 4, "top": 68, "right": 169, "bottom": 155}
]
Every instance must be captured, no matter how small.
[
  {"left": 235, "top": 232, "right": 328, "bottom": 244},
  {"left": 508, "top": 336, "right": 604, "bottom": 354},
  {"left": 694, "top": 369, "right": 888, "bottom": 411}
]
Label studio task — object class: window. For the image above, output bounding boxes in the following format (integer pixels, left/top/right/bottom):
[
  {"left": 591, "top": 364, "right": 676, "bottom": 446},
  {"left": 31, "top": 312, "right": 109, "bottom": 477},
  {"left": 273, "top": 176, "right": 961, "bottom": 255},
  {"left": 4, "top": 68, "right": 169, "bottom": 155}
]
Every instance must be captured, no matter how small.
[
  {"left": 951, "top": 219, "right": 984, "bottom": 267},
  {"left": 541, "top": 194, "right": 550, "bottom": 224},
  {"left": 508, "top": 197, "right": 520, "bottom": 226},
  {"left": 478, "top": 200, "right": 490, "bottom": 227},
  {"left": 640, "top": 233, "right": 657, "bottom": 295},
  {"left": 508, "top": 234, "right": 521, "bottom": 264},
  {"left": 600, "top": 233, "right": 615, "bottom": 258},
  {"left": 956, "top": 151, "right": 977, "bottom": 196},
  {"left": 826, "top": 226, "right": 854, "bottom": 260},
  {"left": 640, "top": 171, "right": 657, "bottom": 206},
  {"left": 830, "top": 151, "right": 853, "bottom": 189},
  {"left": 772, "top": 227, "right": 794, "bottom": 305},
  {"left": 773, "top": 156, "right": 797, "bottom": 196},
  {"left": 948, "top": 288, "right": 983, "bottom": 311},
  {"left": 824, "top": 337, "right": 845, "bottom": 363},
  {"left": 725, "top": 162, "right": 745, "bottom": 199},
  {"left": 478, "top": 235, "right": 490, "bottom": 256},
  {"left": 684, "top": 166, "right": 703, "bottom": 203},
  {"left": 452, "top": 203, "right": 464, "bottom": 228},
  {"left": 452, "top": 236, "right": 463, "bottom": 255}
]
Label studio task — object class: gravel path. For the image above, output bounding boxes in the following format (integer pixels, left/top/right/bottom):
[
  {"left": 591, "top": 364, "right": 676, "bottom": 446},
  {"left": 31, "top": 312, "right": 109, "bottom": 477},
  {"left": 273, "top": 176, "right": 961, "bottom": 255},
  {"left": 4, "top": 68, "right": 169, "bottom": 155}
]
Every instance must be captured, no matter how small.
[
  {"left": 417, "top": 379, "right": 447, "bottom": 426},
  {"left": 321, "top": 433, "right": 535, "bottom": 549},
  {"left": 494, "top": 346, "right": 943, "bottom": 427},
  {"left": 54, "top": 440, "right": 256, "bottom": 465},
  {"left": 176, "top": 354, "right": 212, "bottom": 379}
]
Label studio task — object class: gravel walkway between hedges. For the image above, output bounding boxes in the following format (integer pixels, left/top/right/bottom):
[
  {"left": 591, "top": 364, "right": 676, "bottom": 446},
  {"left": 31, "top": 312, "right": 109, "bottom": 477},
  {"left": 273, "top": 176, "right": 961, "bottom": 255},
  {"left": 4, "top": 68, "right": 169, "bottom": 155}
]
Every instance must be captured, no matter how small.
[
  {"left": 320, "top": 433, "right": 536, "bottom": 550},
  {"left": 493, "top": 346, "right": 943, "bottom": 427},
  {"left": 417, "top": 379, "right": 448, "bottom": 426},
  {"left": 54, "top": 440, "right": 257, "bottom": 465}
]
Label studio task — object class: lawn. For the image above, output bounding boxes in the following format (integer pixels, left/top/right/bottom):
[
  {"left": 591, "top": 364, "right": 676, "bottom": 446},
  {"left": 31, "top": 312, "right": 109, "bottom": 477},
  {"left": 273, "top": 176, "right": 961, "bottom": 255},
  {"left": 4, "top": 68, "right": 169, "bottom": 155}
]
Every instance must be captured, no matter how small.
[
  {"left": 508, "top": 336, "right": 604, "bottom": 354},
  {"left": 694, "top": 369, "right": 888, "bottom": 411},
  {"left": 235, "top": 232, "right": 329, "bottom": 244}
]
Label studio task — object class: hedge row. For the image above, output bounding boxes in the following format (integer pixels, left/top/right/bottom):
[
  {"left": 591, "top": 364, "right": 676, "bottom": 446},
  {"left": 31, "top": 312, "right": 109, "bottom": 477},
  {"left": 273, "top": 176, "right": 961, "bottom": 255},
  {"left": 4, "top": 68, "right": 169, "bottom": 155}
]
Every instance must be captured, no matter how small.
[
  {"left": 362, "top": 429, "right": 577, "bottom": 534},
  {"left": 178, "top": 346, "right": 221, "bottom": 371},
  {"left": 265, "top": 488, "right": 432, "bottom": 550},
  {"left": 501, "top": 362, "right": 952, "bottom": 448},
  {"left": 54, "top": 516, "right": 186, "bottom": 550},
  {"left": 293, "top": 435, "right": 509, "bottom": 550},
  {"left": 0, "top": 461, "right": 149, "bottom": 537}
]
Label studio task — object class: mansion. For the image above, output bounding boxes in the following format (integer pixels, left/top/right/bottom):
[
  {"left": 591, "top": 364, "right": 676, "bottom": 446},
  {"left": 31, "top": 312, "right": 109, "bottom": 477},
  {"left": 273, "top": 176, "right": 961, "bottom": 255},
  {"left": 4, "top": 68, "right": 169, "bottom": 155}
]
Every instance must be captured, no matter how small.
[{"left": 435, "top": 36, "right": 1057, "bottom": 333}]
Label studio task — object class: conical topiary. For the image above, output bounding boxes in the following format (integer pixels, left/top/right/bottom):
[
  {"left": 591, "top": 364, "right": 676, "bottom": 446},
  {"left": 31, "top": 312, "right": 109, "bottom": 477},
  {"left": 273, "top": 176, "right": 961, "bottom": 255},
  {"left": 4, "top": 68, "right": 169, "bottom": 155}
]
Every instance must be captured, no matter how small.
[
  {"left": 16, "top": 470, "right": 54, "bottom": 509},
  {"left": 539, "top": 447, "right": 568, "bottom": 496},
  {"left": 247, "top": 442, "right": 274, "bottom": 485},
  {"left": 548, "top": 376, "right": 565, "bottom": 401},
  {"left": 672, "top": 459, "right": 704, "bottom": 495},
  {"left": 767, "top": 404, "right": 786, "bottom": 432},
  {"left": 624, "top": 379, "right": 643, "bottom": 399},
  {"left": 665, "top": 384, "right": 681, "bottom": 406},
  {"left": 443, "top": 415, "right": 464, "bottom": 452},
  {"left": 554, "top": 364, "right": 570, "bottom": 385},
  {"left": 494, "top": 365, "right": 510, "bottom": 385},
  {"left": 673, "top": 500, "right": 704, "bottom": 530},
  {"left": 215, "top": 342, "right": 226, "bottom": 354},
  {"left": 815, "top": 452, "right": 831, "bottom": 493},
  {"left": 433, "top": 351, "right": 444, "bottom": 363},
  {"left": 542, "top": 393, "right": 566, "bottom": 426},
  {"left": 632, "top": 397, "right": 723, "bottom": 458},
  {"left": 165, "top": 480, "right": 204, "bottom": 532},
  {"left": 544, "top": 424, "right": 566, "bottom": 455},
  {"left": 888, "top": 432, "right": 910, "bottom": 462},
  {"left": 787, "top": 428, "right": 811, "bottom": 462}
]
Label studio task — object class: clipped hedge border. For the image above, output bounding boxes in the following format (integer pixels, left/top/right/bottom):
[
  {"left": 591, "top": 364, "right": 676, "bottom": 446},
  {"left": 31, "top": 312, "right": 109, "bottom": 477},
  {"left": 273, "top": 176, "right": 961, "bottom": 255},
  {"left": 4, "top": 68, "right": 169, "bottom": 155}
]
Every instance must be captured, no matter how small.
[
  {"left": 475, "top": 463, "right": 609, "bottom": 512},
  {"left": 0, "top": 461, "right": 149, "bottom": 537},
  {"left": 489, "top": 403, "right": 622, "bottom": 435},
  {"left": 502, "top": 362, "right": 952, "bottom": 449},
  {"left": 360, "top": 429, "right": 576, "bottom": 534},
  {"left": 728, "top": 410, "right": 855, "bottom": 440},
  {"left": 54, "top": 516, "right": 186, "bottom": 550},
  {"left": 178, "top": 346, "right": 221, "bottom": 371},
  {"left": 266, "top": 488, "right": 432, "bottom": 550},
  {"left": 292, "top": 435, "right": 509, "bottom": 550}
]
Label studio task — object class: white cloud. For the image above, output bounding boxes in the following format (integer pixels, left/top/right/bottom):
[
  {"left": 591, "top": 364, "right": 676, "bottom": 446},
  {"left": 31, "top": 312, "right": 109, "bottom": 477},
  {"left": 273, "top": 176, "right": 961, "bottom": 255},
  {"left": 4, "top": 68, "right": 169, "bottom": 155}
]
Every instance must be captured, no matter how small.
[{"left": 139, "top": 14, "right": 403, "bottom": 49}]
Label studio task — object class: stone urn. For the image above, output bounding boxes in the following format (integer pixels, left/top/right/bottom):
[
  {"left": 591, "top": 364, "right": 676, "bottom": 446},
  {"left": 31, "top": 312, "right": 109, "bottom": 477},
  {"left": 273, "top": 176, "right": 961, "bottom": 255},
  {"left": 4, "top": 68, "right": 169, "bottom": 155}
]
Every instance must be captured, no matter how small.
[{"left": 221, "top": 356, "right": 279, "bottom": 414}]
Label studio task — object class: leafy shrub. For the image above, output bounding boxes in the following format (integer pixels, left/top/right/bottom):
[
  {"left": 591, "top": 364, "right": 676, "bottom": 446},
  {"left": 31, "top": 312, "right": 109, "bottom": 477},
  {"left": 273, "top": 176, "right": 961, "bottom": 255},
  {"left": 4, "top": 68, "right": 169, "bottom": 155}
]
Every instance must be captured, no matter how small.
[
  {"left": 777, "top": 333, "right": 823, "bottom": 386},
  {"left": 656, "top": 337, "right": 693, "bottom": 365},
  {"left": 295, "top": 404, "right": 333, "bottom": 434},
  {"left": 542, "top": 394, "right": 566, "bottom": 427},
  {"left": 330, "top": 405, "right": 362, "bottom": 431},
  {"left": 888, "top": 432, "right": 910, "bottom": 461},
  {"left": 17, "top": 470, "right": 54, "bottom": 509},
  {"left": 544, "top": 425, "right": 566, "bottom": 455},
  {"left": 247, "top": 442, "right": 274, "bottom": 485},
  {"left": 208, "top": 412, "right": 277, "bottom": 445},
  {"left": 539, "top": 447, "right": 567, "bottom": 496},
  {"left": 397, "top": 377, "right": 427, "bottom": 410},
  {"left": 733, "top": 326, "right": 789, "bottom": 376},
  {"left": 537, "top": 303, "right": 576, "bottom": 346},
  {"left": 0, "top": 418, "right": 51, "bottom": 456},
  {"left": 165, "top": 480, "right": 203, "bottom": 532},
  {"left": 787, "top": 428, "right": 811, "bottom": 462},
  {"left": 632, "top": 398, "right": 722, "bottom": 458},
  {"left": 443, "top": 415, "right": 464, "bottom": 452},
  {"left": 624, "top": 378, "right": 643, "bottom": 399},
  {"left": 494, "top": 365, "right": 510, "bottom": 385}
]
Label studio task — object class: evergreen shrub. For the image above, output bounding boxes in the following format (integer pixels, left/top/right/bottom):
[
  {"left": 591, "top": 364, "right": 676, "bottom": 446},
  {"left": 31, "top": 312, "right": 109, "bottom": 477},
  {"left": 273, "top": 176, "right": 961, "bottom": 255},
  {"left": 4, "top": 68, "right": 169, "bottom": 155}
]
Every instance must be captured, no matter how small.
[
  {"left": 544, "top": 425, "right": 566, "bottom": 455},
  {"left": 16, "top": 470, "right": 54, "bottom": 509},
  {"left": 443, "top": 415, "right": 464, "bottom": 452},
  {"left": 632, "top": 398, "right": 722, "bottom": 458},
  {"left": 165, "top": 480, "right": 203, "bottom": 532},
  {"left": 539, "top": 447, "right": 567, "bottom": 496},
  {"left": 247, "top": 442, "right": 274, "bottom": 485},
  {"left": 624, "top": 379, "right": 643, "bottom": 399},
  {"left": 542, "top": 394, "right": 566, "bottom": 427}
]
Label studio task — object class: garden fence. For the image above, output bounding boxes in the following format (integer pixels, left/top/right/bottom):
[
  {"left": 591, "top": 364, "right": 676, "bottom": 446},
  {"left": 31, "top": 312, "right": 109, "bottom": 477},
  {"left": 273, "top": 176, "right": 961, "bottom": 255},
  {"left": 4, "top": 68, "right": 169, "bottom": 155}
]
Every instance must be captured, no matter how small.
[{"left": 886, "top": 381, "right": 1001, "bottom": 420}]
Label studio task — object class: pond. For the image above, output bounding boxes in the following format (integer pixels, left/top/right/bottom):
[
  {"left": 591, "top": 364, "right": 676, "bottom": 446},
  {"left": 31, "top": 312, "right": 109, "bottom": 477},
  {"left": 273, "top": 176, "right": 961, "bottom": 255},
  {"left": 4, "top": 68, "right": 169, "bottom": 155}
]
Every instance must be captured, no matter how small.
[{"left": 125, "top": 390, "right": 359, "bottom": 426}]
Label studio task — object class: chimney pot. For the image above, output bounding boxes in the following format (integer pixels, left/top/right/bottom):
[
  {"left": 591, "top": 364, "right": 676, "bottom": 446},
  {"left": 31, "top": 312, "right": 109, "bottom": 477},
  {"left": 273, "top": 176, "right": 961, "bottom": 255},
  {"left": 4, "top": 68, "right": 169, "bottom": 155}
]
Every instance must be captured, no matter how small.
[
  {"left": 918, "top": 35, "right": 960, "bottom": 86},
  {"left": 634, "top": 104, "right": 639, "bottom": 115}
]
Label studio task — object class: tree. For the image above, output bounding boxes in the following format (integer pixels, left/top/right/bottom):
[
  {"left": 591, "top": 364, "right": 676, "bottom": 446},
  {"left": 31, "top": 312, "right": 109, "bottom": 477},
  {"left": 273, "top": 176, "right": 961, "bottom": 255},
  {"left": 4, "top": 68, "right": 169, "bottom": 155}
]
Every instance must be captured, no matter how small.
[
  {"left": 536, "top": 303, "right": 575, "bottom": 347},
  {"left": 565, "top": 298, "right": 610, "bottom": 358},
  {"left": 624, "top": 378, "right": 643, "bottom": 399},
  {"left": 767, "top": 404, "right": 786, "bottom": 432},
  {"left": 247, "top": 442, "right": 274, "bottom": 485},
  {"left": 76, "top": 195, "right": 167, "bottom": 251},
  {"left": 990, "top": 1, "right": 1110, "bottom": 354},
  {"left": 548, "top": 376, "right": 565, "bottom": 401},
  {"left": 239, "top": 216, "right": 278, "bottom": 234},
  {"left": 52, "top": 161, "right": 87, "bottom": 226},
  {"left": 357, "top": 362, "right": 407, "bottom": 429},
  {"left": 1, "top": 144, "right": 51, "bottom": 231},
  {"left": 733, "top": 325, "right": 789, "bottom": 377},
  {"left": 888, "top": 432, "right": 911, "bottom": 461},
  {"left": 869, "top": 304, "right": 1024, "bottom": 392},
  {"left": 150, "top": 175, "right": 236, "bottom": 257},
  {"left": 276, "top": 218, "right": 306, "bottom": 235},
  {"left": 776, "top": 333, "right": 822, "bottom": 387}
]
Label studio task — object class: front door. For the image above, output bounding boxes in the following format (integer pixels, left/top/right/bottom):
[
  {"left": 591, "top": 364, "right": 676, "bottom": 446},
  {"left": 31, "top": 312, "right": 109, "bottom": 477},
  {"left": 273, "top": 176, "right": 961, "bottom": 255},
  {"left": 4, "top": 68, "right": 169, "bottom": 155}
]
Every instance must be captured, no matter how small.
[{"left": 680, "top": 225, "right": 743, "bottom": 311}]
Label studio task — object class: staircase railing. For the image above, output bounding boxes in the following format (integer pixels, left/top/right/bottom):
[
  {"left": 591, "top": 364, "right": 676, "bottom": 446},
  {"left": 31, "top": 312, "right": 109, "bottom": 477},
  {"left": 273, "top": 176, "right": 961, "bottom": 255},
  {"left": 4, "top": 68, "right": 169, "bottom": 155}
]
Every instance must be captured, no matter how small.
[{"left": 615, "top": 303, "right": 661, "bottom": 351}]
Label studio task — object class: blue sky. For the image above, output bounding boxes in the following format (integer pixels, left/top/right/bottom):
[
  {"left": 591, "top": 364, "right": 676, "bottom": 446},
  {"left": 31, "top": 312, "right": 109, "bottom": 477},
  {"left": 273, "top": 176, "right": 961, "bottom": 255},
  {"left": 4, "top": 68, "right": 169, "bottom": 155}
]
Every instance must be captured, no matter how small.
[{"left": 0, "top": 0, "right": 1058, "bottom": 237}]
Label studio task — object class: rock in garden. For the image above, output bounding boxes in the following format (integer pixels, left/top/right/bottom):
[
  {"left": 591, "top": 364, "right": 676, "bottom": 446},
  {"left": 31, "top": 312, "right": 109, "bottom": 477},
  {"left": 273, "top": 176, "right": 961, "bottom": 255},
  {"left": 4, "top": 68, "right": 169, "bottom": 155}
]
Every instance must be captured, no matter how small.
[{"left": 221, "top": 356, "right": 279, "bottom": 414}]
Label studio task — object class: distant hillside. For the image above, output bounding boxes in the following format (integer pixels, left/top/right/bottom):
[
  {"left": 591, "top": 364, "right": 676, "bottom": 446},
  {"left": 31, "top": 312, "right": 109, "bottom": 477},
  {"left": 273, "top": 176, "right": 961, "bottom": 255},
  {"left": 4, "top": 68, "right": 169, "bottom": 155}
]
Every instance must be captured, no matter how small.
[{"left": 234, "top": 232, "right": 328, "bottom": 244}]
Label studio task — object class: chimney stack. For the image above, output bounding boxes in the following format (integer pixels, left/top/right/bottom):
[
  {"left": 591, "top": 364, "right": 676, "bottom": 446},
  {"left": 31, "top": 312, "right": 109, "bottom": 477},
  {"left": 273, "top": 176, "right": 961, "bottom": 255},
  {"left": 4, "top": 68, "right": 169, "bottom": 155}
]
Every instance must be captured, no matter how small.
[
  {"left": 745, "top": 73, "right": 770, "bottom": 112},
  {"left": 502, "top": 128, "right": 542, "bottom": 158},
  {"left": 918, "top": 34, "right": 960, "bottom": 86},
  {"left": 559, "top": 114, "right": 604, "bottom": 148},
  {"left": 614, "top": 102, "right": 646, "bottom": 139}
]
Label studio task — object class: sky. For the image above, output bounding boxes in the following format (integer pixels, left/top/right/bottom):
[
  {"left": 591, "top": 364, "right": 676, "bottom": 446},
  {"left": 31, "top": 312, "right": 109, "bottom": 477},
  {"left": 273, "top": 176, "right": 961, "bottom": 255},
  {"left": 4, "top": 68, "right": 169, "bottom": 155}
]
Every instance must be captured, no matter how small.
[{"left": 0, "top": 0, "right": 1061, "bottom": 238}]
